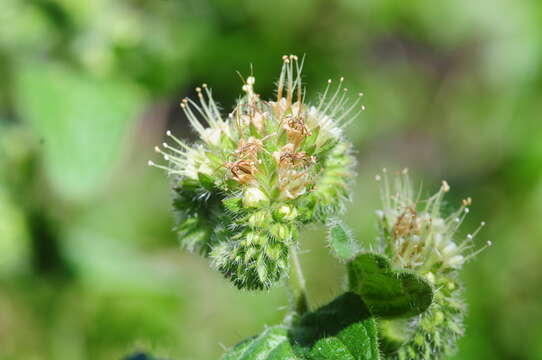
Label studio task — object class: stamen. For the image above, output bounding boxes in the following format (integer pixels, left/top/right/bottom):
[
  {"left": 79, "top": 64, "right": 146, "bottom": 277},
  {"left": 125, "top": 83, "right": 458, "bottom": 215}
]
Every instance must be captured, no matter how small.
[{"left": 166, "top": 130, "right": 191, "bottom": 151}]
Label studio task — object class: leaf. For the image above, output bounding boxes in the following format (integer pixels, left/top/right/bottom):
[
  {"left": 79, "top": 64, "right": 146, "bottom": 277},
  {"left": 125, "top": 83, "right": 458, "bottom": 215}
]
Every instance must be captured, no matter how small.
[
  {"left": 348, "top": 253, "right": 433, "bottom": 319},
  {"left": 221, "top": 292, "right": 380, "bottom": 360},
  {"left": 290, "top": 292, "right": 380, "bottom": 360},
  {"left": 221, "top": 326, "right": 299, "bottom": 360},
  {"left": 15, "top": 63, "right": 145, "bottom": 202},
  {"left": 327, "top": 220, "right": 361, "bottom": 260}
]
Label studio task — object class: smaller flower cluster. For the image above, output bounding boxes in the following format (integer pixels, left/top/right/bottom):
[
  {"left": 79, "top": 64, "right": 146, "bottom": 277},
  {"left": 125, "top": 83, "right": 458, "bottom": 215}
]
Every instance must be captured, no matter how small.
[
  {"left": 151, "top": 55, "right": 362, "bottom": 290},
  {"left": 374, "top": 169, "right": 491, "bottom": 359},
  {"left": 375, "top": 169, "right": 491, "bottom": 274}
]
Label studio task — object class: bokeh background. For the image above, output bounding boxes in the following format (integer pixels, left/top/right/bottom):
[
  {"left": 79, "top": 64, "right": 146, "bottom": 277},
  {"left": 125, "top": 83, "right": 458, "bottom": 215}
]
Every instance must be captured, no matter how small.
[{"left": 1, "top": 0, "right": 541, "bottom": 359}]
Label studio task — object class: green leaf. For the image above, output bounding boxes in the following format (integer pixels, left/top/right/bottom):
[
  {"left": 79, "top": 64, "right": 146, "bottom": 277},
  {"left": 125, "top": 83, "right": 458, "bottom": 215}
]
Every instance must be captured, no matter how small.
[
  {"left": 327, "top": 220, "right": 361, "bottom": 260},
  {"left": 290, "top": 292, "right": 380, "bottom": 360},
  {"left": 221, "top": 293, "right": 380, "bottom": 360},
  {"left": 221, "top": 326, "right": 299, "bottom": 360},
  {"left": 15, "top": 63, "right": 145, "bottom": 202},
  {"left": 348, "top": 253, "right": 433, "bottom": 319}
]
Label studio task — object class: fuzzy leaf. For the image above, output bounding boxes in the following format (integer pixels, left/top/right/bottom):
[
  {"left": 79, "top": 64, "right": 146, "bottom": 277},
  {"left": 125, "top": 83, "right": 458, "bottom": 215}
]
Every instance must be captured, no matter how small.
[
  {"left": 221, "top": 326, "right": 299, "bottom": 360},
  {"left": 291, "top": 292, "right": 380, "bottom": 360},
  {"left": 327, "top": 221, "right": 361, "bottom": 260},
  {"left": 221, "top": 293, "right": 380, "bottom": 360},
  {"left": 348, "top": 253, "right": 433, "bottom": 319}
]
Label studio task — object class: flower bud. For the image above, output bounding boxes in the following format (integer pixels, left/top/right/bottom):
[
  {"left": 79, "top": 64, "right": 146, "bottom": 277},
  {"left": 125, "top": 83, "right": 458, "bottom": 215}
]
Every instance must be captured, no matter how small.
[
  {"left": 274, "top": 205, "right": 298, "bottom": 221},
  {"left": 248, "top": 210, "right": 272, "bottom": 228},
  {"left": 243, "top": 187, "right": 269, "bottom": 208}
]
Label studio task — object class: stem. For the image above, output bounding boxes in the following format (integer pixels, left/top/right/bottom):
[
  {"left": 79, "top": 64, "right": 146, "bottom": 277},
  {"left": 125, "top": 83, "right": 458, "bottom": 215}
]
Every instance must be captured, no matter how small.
[{"left": 289, "top": 246, "right": 309, "bottom": 315}]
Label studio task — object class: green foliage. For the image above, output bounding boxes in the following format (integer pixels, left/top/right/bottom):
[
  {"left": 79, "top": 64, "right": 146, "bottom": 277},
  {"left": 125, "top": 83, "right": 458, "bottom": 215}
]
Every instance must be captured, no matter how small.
[
  {"left": 327, "top": 220, "right": 361, "bottom": 260},
  {"left": 348, "top": 253, "right": 433, "bottom": 319},
  {"left": 14, "top": 63, "right": 145, "bottom": 202},
  {"left": 291, "top": 292, "right": 380, "bottom": 360},
  {"left": 221, "top": 292, "right": 380, "bottom": 360}
]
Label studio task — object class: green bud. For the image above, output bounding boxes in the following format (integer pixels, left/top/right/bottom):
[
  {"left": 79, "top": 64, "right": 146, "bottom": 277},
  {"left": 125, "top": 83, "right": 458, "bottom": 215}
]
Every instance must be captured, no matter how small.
[
  {"left": 248, "top": 210, "right": 272, "bottom": 228},
  {"left": 210, "top": 237, "right": 289, "bottom": 290},
  {"left": 274, "top": 204, "right": 298, "bottom": 221},
  {"left": 269, "top": 223, "right": 291, "bottom": 241},
  {"left": 243, "top": 187, "right": 269, "bottom": 208}
]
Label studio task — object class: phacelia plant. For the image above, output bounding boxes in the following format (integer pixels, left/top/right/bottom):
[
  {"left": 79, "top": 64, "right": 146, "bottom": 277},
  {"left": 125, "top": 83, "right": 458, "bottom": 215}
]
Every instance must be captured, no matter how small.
[{"left": 147, "top": 55, "right": 489, "bottom": 360}]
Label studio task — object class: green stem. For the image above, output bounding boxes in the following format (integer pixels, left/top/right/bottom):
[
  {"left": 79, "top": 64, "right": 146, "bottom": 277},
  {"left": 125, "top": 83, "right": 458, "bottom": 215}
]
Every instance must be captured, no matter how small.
[{"left": 289, "top": 246, "right": 309, "bottom": 315}]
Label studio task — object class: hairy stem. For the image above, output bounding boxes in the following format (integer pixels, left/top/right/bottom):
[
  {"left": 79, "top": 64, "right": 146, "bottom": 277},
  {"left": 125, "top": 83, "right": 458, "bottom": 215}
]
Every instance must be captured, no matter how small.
[{"left": 289, "top": 246, "right": 309, "bottom": 315}]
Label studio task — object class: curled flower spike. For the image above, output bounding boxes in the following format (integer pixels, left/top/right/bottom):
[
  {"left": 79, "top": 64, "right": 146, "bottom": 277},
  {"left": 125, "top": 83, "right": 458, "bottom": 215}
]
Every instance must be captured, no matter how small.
[{"left": 150, "top": 55, "right": 360, "bottom": 290}]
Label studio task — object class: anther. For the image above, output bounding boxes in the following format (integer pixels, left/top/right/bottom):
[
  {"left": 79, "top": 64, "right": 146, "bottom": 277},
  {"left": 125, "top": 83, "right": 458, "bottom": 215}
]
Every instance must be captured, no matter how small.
[
  {"left": 442, "top": 180, "right": 450, "bottom": 192},
  {"left": 166, "top": 130, "right": 172, "bottom": 136},
  {"left": 148, "top": 160, "right": 155, "bottom": 166}
]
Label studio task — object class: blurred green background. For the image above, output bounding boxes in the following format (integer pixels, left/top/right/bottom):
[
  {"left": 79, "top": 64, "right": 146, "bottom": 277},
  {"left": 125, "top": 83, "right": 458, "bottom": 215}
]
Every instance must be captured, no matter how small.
[{"left": 1, "top": 0, "right": 541, "bottom": 359}]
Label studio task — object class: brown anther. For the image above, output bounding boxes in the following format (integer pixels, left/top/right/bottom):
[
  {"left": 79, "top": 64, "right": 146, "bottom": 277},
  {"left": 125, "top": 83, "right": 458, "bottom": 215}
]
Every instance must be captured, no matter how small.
[{"left": 224, "top": 159, "right": 256, "bottom": 184}]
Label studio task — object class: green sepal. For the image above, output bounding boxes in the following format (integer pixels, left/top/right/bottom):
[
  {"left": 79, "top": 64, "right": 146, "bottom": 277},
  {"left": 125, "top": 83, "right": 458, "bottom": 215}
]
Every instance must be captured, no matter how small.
[
  {"left": 315, "top": 138, "right": 338, "bottom": 157},
  {"left": 302, "top": 126, "right": 320, "bottom": 154},
  {"left": 327, "top": 220, "right": 361, "bottom": 261},
  {"left": 223, "top": 197, "right": 243, "bottom": 212},
  {"left": 249, "top": 122, "right": 260, "bottom": 138},
  {"left": 277, "top": 129, "right": 288, "bottom": 147},
  {"left": 348, "top": 253, "right": 433, "bottom": 319},
  {"left": 198, "top": 172, "right": 215, "bottom": 190}
]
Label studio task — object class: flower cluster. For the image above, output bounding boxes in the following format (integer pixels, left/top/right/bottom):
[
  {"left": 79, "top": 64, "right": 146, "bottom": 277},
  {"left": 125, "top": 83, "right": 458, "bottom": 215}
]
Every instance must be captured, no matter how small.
[
  {"left": 375, "top": 169, "right": 490, "bottom": 274},
  {"left": 150, "top": 55, "right": 361, "bottom": 290},
  {"left": 374, "top": 169, "right": 491, "bottom": 359}
]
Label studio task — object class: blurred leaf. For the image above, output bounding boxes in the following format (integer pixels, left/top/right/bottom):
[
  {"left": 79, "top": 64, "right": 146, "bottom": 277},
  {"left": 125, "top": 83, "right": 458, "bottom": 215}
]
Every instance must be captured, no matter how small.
[
  {"left": 348, "top": 253, "right": 433, "bottom": 319},
  {"left": 327, "top": 220, "right": 361, "bottom": 261},
  {"left": 15, "top": 63, "right": 145, "bottom": 202},
  {"left": 0, "top": 188, "right": 31, "bottom": 277}
]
